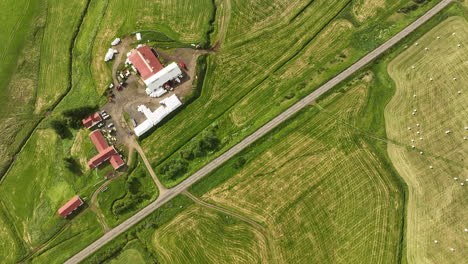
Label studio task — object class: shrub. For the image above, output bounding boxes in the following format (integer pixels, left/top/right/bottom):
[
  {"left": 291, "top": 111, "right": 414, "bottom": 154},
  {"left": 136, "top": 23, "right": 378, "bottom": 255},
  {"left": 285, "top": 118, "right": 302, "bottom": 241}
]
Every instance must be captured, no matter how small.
[
  {"left": 50, "top": 120, "right": 71, "bottom": 139},
  {"left": 64, "top": 157, "right": 82, "bottom": 175},
  {"left": 158, "top": 159, "right": 189, "bottom": 180},
  {"left": 233, "top": 157, "right": 246, "bottom": 169},
  {"left": 62, "top": 105, "right": 99, "bottom": 129}
]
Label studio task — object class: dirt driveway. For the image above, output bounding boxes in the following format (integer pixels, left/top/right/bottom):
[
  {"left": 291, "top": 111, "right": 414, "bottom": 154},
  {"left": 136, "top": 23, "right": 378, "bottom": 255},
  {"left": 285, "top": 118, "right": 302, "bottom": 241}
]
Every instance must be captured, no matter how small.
[{"left": 100, "top": 37, "right": 204, "bottom": 150}]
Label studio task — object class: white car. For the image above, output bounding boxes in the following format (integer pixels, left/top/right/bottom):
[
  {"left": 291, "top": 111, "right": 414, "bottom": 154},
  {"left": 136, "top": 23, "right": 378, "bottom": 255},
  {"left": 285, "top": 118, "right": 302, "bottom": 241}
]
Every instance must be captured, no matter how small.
[{"left": 107, "top": 123, "right": 114, "bottom": 128}]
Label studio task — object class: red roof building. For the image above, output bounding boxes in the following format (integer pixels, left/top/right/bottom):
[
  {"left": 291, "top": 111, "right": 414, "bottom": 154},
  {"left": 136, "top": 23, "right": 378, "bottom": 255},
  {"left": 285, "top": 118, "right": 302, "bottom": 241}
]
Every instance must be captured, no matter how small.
[
  {"left": 58, "top": 196, "right": 84, "bottom": 218},
  {"left": 82, "top": 113, "right": 102, "bottom": 129},
  {"left": 87, "top": 130, "right": 125, "bottom": 170},
  {"left": 128, "top": 46, "right": 164, "bottom": 80},
  {"left": 89, "top": 130, "right": 109, "bottom": 152}
]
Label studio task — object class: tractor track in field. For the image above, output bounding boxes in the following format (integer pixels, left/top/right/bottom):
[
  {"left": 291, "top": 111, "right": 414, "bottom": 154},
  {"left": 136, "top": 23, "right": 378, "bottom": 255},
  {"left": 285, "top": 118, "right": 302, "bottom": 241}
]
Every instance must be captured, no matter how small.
[
  {"left": 182, "top": 191, "right": 267, "bottom": 234},
  {"left": 64, "top": 1, "right": 454, "bottom": 263},
  {"left": 182, "top": 190, "right": 277, "bottom": 262}
]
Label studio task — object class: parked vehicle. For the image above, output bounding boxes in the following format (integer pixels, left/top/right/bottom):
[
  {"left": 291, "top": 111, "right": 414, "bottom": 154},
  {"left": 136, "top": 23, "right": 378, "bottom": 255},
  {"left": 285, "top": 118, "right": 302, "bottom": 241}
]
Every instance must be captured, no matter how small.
[
  {"left": 97, "top": 122, "right": 104, "bottom": 128},
  {"left": 107, "top": 123, "right": 114, "bottom": 128}
]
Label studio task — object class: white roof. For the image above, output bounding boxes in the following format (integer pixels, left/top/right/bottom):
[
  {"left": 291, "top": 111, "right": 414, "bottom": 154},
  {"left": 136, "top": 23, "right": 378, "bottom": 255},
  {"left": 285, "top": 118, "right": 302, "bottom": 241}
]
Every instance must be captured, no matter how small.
[
  {"left": 111, "top": 38, "right": 121, "bottom": 46},
  {"left": 150, "top": 88, "right": 167, "bottom": 98},
  {"left": 144, "top": 62, "right": 182, "bottom": 92},
  {"left": 136, "top": 33, "right": 142, "bottom": 40},
  {"left": 104, "top": 48, "right": 115, "bottom": 62},
  {"left": 134, "top": 94, "right": 182, "bottom": 136}
]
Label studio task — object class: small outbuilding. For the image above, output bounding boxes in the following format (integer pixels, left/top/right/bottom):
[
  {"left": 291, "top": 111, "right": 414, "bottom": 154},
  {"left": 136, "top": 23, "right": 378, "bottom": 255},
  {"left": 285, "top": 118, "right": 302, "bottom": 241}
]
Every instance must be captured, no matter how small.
[
  {"left": 82, "top": 113, "right": 102, "bottom": 129},
  {"left": 58, "top": 196, "right": 84, "bottom": 218},
  {"left": 111, "top": 38, "right": 121, "bottom": 46}
]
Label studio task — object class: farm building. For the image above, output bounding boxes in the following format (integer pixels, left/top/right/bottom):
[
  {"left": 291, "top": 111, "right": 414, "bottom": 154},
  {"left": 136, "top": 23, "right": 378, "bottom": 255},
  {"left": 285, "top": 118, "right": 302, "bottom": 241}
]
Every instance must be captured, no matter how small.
[
  {"left": 82, "top": 113, "right": 102, "bottom": 129},
  {"left": 134, "top": 94, "right": 182, "bottom": 136},
  {"left": 144, "top": 62, "right": 183, "bottom": 95},
  {"left": 128, "top": 45, "right": 164, "bottom": 80},
  {"left": 58, "top": 196, "right": 84, "bottom": 218},
  {"left": 127, "top": 45, "right": 183, "bottom": 96},
  {"left": 87, "top": 130, "right": 125, "bottom": 170}
]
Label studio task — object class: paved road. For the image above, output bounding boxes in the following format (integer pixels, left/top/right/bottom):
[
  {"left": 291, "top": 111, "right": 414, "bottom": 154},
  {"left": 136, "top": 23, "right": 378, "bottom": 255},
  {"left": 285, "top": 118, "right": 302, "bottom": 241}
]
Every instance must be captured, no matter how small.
[{"left": 65, "top": 1, "right": 453, "bottom": 262}]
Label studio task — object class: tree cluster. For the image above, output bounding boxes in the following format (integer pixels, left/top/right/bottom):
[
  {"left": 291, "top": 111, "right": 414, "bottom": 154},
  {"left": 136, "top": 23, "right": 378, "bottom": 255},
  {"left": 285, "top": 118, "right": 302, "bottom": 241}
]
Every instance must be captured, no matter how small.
[{"left": 159, "top": 128, "right": 221, "bottom": 181}]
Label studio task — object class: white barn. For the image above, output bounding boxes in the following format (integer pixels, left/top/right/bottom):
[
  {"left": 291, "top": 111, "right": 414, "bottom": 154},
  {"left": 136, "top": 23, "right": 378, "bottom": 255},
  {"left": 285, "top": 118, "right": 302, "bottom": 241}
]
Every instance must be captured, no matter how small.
[
  {"left": 144, "top": 62, "right": 183, "bottom": 95},
  {"left": 134, "top": 94, "right": 182, "bottom": 136}
]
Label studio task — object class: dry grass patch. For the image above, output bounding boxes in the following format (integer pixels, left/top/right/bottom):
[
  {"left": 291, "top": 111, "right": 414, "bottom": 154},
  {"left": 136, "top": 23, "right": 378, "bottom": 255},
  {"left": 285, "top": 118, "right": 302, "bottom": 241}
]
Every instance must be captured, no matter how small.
[{"left": 386, "top": 16, "right": 468, "bottom": 264}]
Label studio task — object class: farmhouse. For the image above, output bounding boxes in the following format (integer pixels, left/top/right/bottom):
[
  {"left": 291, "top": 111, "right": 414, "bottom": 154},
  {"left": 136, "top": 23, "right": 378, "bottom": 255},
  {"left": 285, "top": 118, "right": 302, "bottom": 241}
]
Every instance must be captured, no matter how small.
[
  {"left": 87, "top": 130, "right": 125, "bottom": 170},
  {"left": 58, "top": 196, "right": 84, "bottom": 218},
  {"left": 134, "top": 94, "right": 182, "bottom": 137},
  {"left": 127, "top": 45, "right": 183, "bottom": 96},
  {"left": 82, "top": 112, "right": 102, "bottom": 129}
]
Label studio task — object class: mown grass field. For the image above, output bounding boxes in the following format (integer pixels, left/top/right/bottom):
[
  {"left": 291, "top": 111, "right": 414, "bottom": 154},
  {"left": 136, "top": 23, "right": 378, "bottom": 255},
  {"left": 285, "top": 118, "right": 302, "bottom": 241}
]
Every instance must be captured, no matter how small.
[
  {"left": 183, "top": 76, "right": 405, "bottom": 263},
  {"left": 82, "top": 195, "right": 194, "bottom": 264},
  {"left": 0, "top": 0, "right": 463, "bottom": 263},
  {"left": 385, "top": 16, "right": 468, "bottom": 264},
  {"left": 139, "top": 0, "right": 441, "bottom": 188},
  {"left": 153, "top": 204, "right": 268, "bottom": 263}
]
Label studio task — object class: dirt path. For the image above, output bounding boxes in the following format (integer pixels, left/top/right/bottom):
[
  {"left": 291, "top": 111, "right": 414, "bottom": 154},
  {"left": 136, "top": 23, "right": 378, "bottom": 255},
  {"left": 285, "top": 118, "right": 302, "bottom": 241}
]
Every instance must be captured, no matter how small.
[
  {"left": 130, "top": 140, "right": 168, "bottom": 194},
  {"left": 111, "top": 38, "right": 133, "bottom": 87},
  {"left": 183, "top": 190, "right": 267, "bottom": 234},
  {"left": 88, "top": 147, "right": 137, "bottom": 233},
  {"left": 217, "top": 0, "right": 231, "bottom": 46}
]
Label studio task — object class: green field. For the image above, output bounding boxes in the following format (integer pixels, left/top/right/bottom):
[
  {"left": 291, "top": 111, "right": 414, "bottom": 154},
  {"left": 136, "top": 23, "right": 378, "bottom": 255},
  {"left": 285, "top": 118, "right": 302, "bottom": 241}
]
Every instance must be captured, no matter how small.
[
  {"left": 385, "top": 16, "right": 468, "bottom": 264},
  {"left": 139, "top": 0, "right": 440, "bottom": 188},
  {"left": 0, "top": 0, "right": 87, "bottom": 176},
  {"left": 0, "top": 0, "right": 466, "bottom": 263}
]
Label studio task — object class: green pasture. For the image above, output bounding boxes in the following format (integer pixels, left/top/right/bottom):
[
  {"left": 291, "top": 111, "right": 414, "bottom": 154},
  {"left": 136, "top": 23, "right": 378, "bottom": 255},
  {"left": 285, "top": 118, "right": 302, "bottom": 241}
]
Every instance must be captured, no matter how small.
[
  {"left": 0, "top": 128, "right": 103, "bottom": 247},
  {"left": 140, "top": 0, "right": 441, "bottom": 187},
  {"left": 0, "top": 0, "right": 87, "bottom": 176},
  {"left": 0, "top": 0, "right": 464, "bottom": 263},
  {"left": 90, "top": 0, "right": 214, "bottom": 95},
  {"left": 28, "top": 210, "right": 103, "bottom": 264}
]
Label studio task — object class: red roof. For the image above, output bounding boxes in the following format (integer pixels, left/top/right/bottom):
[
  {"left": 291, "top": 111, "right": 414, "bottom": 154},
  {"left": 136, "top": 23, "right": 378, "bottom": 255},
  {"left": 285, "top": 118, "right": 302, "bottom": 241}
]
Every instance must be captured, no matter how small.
[
  {"left": 82, "top": 113, "right": 102, "bottom": 128},
  {"left": 87, "top": 130, "right": 124, "bottom": 170},
  {"left": 110, "top": 155, "right": 125, "bottom": 169},
  {"left": 128, "top": 46, "right": 163, "bottom": 80},
  {"left": 88, "top": 146, "right": 124, "bottom": 170},
  {"left": 89, "top": 130, "right": 108, "bottom": 152},
  {"left": 58, "top": 196, "right": 83, "bottom": 218},
  {"left": 88, "top": 146, "right": 116, "bottom": 168}
]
